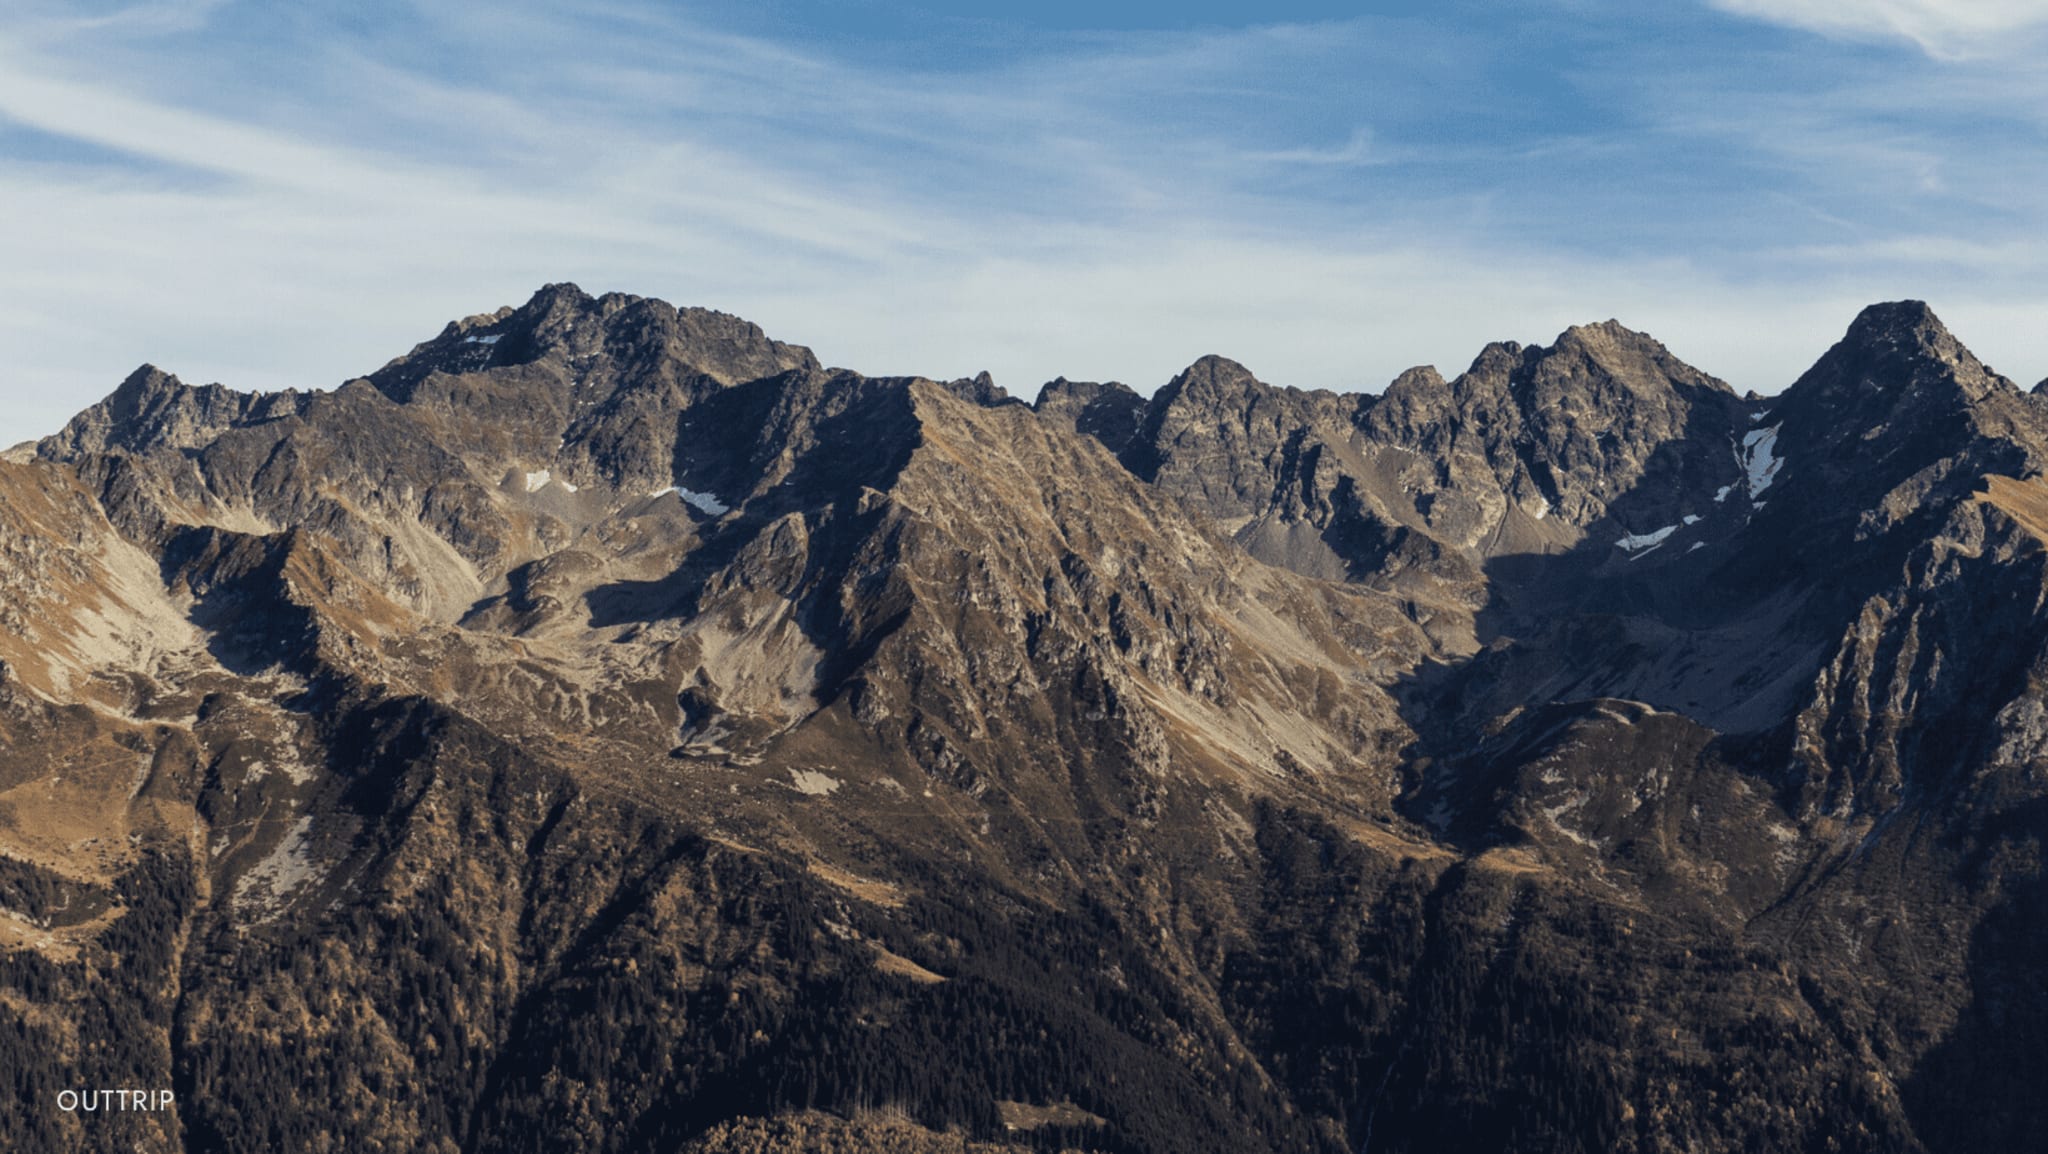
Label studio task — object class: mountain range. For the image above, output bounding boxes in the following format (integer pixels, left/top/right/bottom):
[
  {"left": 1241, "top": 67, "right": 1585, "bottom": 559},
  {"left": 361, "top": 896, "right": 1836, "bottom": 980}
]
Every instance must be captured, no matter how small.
[{"left": 4, "top": 284, "right": 2047, "bottom": 1152}]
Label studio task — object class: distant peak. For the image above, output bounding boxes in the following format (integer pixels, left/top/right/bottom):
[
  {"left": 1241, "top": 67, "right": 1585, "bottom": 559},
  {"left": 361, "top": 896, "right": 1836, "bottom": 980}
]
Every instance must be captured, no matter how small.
[
  {"left": 1170, "top": 355, "right": 1260, "bottom": 392},
  {"left": 1833, "top": 300, "right": 1971, "bottom": 370},
  {"left": 95, "top": 364, "right": 194, "bottom": 431},
  {"left": 1034, "top": 377, "right": 1145, "bottom": 453},
  {"left": 1543, "top": 319, "right": 1700, "bottom": 377},
  {"left": 524, "top": 282, "right": 592, "bottom": 310},
  {"left": 939, "top": 371, "right": 1010, "bottom": 406},
  {"left": 1829, "top": 299, "right": 1977, "bottom": 375},
  {"left": 373, "top": 285, "right": 819, "bottom": 402},
  {"left": 1556, "top": 318, "right": 1660, "bottom": 352},
  {"left": 1035, "top": 377, "right": 1139, "bottom": 404},
  {"left": 1779, "top": 299, "right": 2009, "bottom": 422},
  {"left": 104, "top": 364, "right": 236, "bottom": 418},
  {"left": 41, "top": 363, "right": 256, "bottom": 460},
  {"left": 1561, "top": 318, "right": 1629, "bottom": 338},
  {"left": 1387, "top": 365, "right": 1447, "bottom": 393},
  {"left": 1465, "top": 340, "right": 1525, "bottom": 373},
  {"left": 114, "top": 362, "right": 181, "bottom": 394},
  {"left": 1846, "top": 299, "right": 1944, "bottom": 339}
]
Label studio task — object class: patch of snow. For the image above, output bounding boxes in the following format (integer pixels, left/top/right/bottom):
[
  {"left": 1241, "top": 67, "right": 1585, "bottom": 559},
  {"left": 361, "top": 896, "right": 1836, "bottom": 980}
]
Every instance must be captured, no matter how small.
[
  {"left": 678, "top": 486, "right": 730, "bottom": 515},
  {"left": 647, "top": 484, "right": 729, "bottom": 514},
  {"left": 523, "top": 469, "right": 551, "bottom": 493},
  {"left": 790, "top": 769, "right": 841, "bottom": 797},
  {"left": 1529, "top": 495, "right": 1550, "bottom": 520},
  {"left": 1687, "top": 541, "right": 1707, "bottom": 553},
  {"left": 1750, "top": 409, "right": 1769, "bottom": 421},
  {"left": 1615, "top": 524, "right": 1679, "bottom": 552},
  {"left": 1740, "top": 424, "right": 1784, "bottom": 498},
  {"left": 1715, "top": 484, "right": 1734, "bottom": 503},
  {"left": 463, "top": 333, "right": 502, "bottom": 345},
  {"left": 1753, "top": 501, "right": 1768, "bottom": 511},
  {"left": 1424, "top": 798, "right": 1453, "bottom": 832},
  {"left": 1682, "top": 514, "right": 1701, "bottom": 525},
  {"left": 558, "top": 479, "right": 578, "bottom": 493},
  {"left": 1539, "top": 795, "right": 1596, "bottom": 847}
]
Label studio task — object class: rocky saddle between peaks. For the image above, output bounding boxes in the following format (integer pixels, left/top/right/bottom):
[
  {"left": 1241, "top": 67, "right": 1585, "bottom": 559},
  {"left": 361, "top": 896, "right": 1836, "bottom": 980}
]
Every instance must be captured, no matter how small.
[{"left": 2, "top": 286, "right": 2044, "bottom": 1153}]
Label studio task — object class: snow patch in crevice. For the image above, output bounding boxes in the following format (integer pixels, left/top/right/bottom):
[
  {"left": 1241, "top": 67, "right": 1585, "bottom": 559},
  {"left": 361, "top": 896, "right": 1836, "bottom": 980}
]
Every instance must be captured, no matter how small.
[
  {"left": 1740, "top": 424, "right": 1784, "bottom": 498},
  {"left": 1615, "top": 524, "right": 1678, "bottom": 552},
  {"left": 1682, "top": 514, "right": 1701, "bottom": 525},
  {"left": 681, "top": 488, "right": 729, "bottom": 515},
  {"left": 648, "top": 485, "right": 731, "bottom": 515},
  {"left": 1715, "top": 485, "right": 1734, "bottom": 503},
  {"left": 463, "top": 333, "right": 502, "bottom": 345},
  {"left": 1424, "top": 798, "right": 1453, "bottom": 832}
]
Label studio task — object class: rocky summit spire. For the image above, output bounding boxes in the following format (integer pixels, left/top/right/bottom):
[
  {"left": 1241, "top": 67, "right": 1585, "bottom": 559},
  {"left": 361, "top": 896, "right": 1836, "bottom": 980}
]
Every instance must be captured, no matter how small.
[
  {"left": 1797, "top": 298, "right": 2010, "bottom": 406},
  {"left": 1842, "top": 298, "right": 1948, "bottom": 350}
]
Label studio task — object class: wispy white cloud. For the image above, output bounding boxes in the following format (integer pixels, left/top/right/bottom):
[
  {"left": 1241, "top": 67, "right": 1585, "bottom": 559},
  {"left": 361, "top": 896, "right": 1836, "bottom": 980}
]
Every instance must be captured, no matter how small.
[
  {"left": 1248, "top": 126, "right": 1377, "bottom": 166},
  {"left": 1707, "top": 0, "right": 2048, "bottom": 57},
  {"left": 0, "top": 2, "right": 2046, "bottom": 447}
]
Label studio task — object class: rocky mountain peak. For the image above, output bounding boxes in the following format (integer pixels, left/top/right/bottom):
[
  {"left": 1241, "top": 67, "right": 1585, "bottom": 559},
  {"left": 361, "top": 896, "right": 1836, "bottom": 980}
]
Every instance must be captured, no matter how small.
[
  {"left": 110, "top": 362, "right": 181, "bottom": 403},
  {"left": 13, "top": 291, "right": 2048, "bottom": 1154},
  {"left": 41, "top": 363, "right": 295, "bottom": 460},
  {"left": 1386, "top": 364, "right": 1447, "bottom": 393},
  {"left": 1118, "top": 355, "right": 1356, "bottom": 526},
  {"left": 1759, "top": 300, "right": 2034, "bottom": 519},
  {"left": 1456, "top": 339, "right": 1526, "bottom": 388},
  {"left": 1797, "top": 299, "right": 2009, "bottom": 408},
  {"left": 1167, "top": 353, "right": 1260, "bottom": 394},
  {"left": 1842, "top": 297, "right": 1949, "bottom": 352},
  {"left": 1543, "top": 319, "right": 1727, "bottom": 398},
  {"left": 1031, "top": 377, "right": 1147, "bottom": 454},
  {"left": 1558, "top": 317, "right": 1635, "bottom": 341},
  {"left": 938, "top": 370, "right": 1010, "bottom": 406},
  {"left": 370, "top": 282, "right": 820, "bottom": 406}
]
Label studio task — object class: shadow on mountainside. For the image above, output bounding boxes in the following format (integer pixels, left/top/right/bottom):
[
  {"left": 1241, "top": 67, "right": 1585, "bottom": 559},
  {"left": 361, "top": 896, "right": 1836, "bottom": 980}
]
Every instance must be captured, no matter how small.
[
  {"left": 1389, "top": 392, "right": 1827, "bottom": 767},
  {"left": 585, "top": 375, "right": 921, "bottom": 713}
]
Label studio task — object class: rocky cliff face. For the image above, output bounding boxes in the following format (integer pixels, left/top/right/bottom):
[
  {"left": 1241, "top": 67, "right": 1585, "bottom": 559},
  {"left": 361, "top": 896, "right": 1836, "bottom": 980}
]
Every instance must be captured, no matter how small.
[{"left": 3, "top": 285, "right": 2046, "bottom": 1153}]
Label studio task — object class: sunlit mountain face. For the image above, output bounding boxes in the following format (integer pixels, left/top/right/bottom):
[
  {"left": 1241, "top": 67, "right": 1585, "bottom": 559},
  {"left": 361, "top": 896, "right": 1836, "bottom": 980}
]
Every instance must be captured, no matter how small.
[{"left": 3, "top": 286, "right": 2046, "bottom": 1152}]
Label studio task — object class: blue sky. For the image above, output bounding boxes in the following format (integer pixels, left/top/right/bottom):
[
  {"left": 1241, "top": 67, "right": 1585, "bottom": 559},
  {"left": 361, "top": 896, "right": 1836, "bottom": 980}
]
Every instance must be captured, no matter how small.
[{"left": 3, "top": 0, "right": 2047, "bottom": 444}]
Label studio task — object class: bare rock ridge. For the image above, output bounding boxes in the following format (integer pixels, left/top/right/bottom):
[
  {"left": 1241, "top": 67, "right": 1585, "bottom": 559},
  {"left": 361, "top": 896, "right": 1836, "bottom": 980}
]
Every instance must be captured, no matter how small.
[{"left": 4, "top": 284, "right": 2048, "bottom": 1153}]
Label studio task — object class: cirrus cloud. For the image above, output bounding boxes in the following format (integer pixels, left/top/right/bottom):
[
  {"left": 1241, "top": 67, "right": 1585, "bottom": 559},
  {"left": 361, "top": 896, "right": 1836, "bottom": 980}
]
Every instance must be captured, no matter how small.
[
  {"left": 1708, "top": 0, "right": 2048, "bottom": 57},
  {"left": 3, "top": 2, "right": 2048, "bottom": 446}
]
